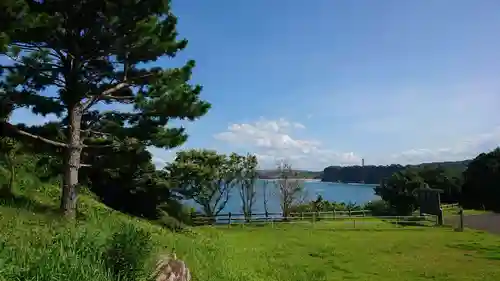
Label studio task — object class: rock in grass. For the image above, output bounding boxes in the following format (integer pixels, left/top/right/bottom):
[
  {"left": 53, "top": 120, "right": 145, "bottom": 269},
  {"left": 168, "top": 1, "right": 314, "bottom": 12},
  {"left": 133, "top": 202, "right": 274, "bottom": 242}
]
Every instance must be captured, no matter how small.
[{"left": 151, "top": 253, "right": 191, "bottom": 281}]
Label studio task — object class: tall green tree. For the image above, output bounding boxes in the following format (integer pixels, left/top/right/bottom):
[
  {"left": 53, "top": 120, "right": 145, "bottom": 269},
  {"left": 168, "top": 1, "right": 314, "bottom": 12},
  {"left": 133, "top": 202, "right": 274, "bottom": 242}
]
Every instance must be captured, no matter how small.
[
  {"left": 462, "top": 147, "right": 500, "bottom": 211},
  {"left": 375, "top": 169, "right": 424, "bottom": 215},
  {"left": 0, "top": 0, "right": 210, "bottom": 217},
  {"left": 416, "top": 165, "right": 463, "bottom": 203},
  {"left": 238, "top": 153, "right": 258, "bottom": 222},
  {"left": 167, "top": 149, "right": 245, "bottom": 219}
]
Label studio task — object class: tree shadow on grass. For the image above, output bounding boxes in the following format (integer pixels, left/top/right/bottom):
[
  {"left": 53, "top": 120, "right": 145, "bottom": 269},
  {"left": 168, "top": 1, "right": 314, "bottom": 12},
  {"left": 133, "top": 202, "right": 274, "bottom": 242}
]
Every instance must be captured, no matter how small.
[
  {"left": 0, "top": 190, "right": 60, "bottom": 216},
  {"left": 386, "top": 221, "right": 436, "bottom": 227},
  {"left": 448, "top": 243, "right": 500, "bottom": 261}
]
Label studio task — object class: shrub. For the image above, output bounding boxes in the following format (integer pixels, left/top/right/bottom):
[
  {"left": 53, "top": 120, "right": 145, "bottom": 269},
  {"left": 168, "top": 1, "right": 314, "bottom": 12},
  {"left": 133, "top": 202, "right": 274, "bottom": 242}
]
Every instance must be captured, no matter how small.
[
  {"left": 364, "top": 199, "right": 393, "bottom": 216},
  {"left": 158, "top": 200, "right": 194, "bottom": 225},
  {"left": 104, "top": 223, "right": 153, "bottom": 281},
  {"left": 158, "top": 213, "right": 185, "bottom": 232}
]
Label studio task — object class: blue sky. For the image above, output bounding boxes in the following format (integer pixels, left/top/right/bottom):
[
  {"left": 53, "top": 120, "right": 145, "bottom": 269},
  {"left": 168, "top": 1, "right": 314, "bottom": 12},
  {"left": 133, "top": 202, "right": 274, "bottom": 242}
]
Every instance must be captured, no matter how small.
[{"left": 9, "top": 0, "right": 500, "bottom": 170}]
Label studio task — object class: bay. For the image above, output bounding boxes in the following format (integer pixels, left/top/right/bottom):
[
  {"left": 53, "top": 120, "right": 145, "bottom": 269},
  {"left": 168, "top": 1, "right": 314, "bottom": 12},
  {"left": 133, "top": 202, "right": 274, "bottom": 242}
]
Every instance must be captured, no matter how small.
[{"left": 189, "top": 179, "right": 380, "bottom": 215}]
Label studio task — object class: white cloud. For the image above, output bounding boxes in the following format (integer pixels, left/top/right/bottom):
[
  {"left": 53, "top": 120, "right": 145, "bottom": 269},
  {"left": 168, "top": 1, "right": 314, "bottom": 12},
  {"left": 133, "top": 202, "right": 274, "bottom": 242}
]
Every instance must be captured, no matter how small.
[
  {"left": 151, "top": 157, "right": 168, "bottom": 169},
  {"left": 212, "top": 116, "right": 500, "bottom": 170},
  {"left": 213, "top": 118, "right": 361, "bottom": 170},
  {"left": 148, "top": 147, "right": 177, "bottom": 169},
  {"left": 389, "top": 126, "right": 500, "bottom": 164},
  {"left": 293, "top": 122, "right": 306, "bottom": 129}
]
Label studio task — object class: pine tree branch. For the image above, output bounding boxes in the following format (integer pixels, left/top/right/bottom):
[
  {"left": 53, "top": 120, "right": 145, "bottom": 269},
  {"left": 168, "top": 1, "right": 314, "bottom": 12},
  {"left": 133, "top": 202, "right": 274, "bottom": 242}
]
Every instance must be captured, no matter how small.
[
  {"left": 10, "top": 43, "right": 61, "bottom": 60},
  {"left": 81, "top": 73, "right": 154, "bottom": 110},
  {"left": 0, "top": 65, "right": 61, "bottom": 72},
  {"left": 2, "top": 122, "right": 68, "bottom": 147},
  {"left": 83, "top": 144, "right": 114, "bottom": 148},
  {"left": 102, "top": 95, "right": 136, "bottom": 101},
  {"left": 1, "top": 54, "right": 66, "bottom": 87},
  {"left": 2, "top": 53, "right": 62, "bottom": 71},
  {"left": 80, "top": 129, "right": 112, "bottom": 136},
  {"left": 82, "top": 82, "right": 130, "bottom": 109}
]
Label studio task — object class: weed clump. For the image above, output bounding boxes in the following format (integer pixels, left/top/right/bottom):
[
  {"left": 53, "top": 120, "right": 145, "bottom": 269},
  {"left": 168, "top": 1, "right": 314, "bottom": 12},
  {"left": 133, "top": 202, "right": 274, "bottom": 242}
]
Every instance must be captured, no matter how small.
[{"left": 105, "top": 223, "right": 154, "bottom": 281}]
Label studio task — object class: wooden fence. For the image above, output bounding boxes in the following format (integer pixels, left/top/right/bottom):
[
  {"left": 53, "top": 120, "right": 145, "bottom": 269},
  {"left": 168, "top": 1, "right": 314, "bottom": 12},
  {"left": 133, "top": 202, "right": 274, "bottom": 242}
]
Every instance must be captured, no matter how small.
[
  {"left": 191, "top": 210, "right": 439, "bottom": 228},
  {"left": 440, "top": 203, "right": 460, "bottom": 210},
  {"left": 192, "top": 210, "right": 368, "bottom": 222}
]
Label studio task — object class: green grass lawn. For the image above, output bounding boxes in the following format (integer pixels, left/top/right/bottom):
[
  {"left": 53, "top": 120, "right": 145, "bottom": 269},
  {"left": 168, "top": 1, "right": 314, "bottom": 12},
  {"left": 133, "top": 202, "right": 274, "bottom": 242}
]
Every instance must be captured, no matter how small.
[
  {"left": 189, "top": 223, "right": 500, "bottom": 281},
  {"left": 1, "top": 189, "right": 500, "bottom": 281}
]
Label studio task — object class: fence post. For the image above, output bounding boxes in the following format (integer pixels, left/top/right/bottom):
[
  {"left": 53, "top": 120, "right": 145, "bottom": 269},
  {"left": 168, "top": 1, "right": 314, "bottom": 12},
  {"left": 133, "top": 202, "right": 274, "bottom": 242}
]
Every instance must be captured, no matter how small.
[
  {"left": 301, "top": 212, "right": 303, "bottom": 221},
  {"left": 265, "top": 211, "right": 269, "bottom": 222},
  {"left": 437, "top": 208, "right": 444, "bottom": 226},
  {"left": 333, "top": 209, "right": 336, "bottom": 220},
  {"left": 457, "top": 208, "right": 464, "bottom": 232},
  {"left": 348, "top": 209, "right": 351, "bottom": 217},
  {"left": 312, "top": 211, "right": 316, "bottom": 223},
  {"left": 228, "top": 212, "right": 232, "bottom": 226}
]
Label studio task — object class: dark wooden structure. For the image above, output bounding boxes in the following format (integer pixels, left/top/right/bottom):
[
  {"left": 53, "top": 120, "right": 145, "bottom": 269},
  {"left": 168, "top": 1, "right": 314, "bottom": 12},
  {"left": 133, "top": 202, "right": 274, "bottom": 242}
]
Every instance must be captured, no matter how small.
[{"left": 417, "top": 188, "right": 444, "bottom": 225}]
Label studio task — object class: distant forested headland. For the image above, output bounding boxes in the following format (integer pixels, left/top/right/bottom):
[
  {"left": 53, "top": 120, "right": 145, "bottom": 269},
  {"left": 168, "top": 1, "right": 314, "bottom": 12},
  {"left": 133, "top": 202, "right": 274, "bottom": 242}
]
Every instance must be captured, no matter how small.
[
  {"left": 321, "top": 160, "right": 471, "bottom": 184},
  {"left": 257, "top": 169, "right": 323, "bottom": 179},
  {"left": 258, "top": 160, "right": 471, "bottom": 184}
]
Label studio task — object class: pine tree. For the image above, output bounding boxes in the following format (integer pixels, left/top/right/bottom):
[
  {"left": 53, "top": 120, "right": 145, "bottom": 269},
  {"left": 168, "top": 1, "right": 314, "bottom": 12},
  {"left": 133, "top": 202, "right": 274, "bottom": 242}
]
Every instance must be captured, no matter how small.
[{"left": 0, "top": 0, "right": 210, "bottom": 217}]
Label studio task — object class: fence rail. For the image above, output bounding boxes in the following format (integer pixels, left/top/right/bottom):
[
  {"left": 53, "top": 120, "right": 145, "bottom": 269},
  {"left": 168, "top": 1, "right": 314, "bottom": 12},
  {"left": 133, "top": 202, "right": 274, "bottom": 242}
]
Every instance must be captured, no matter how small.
[
  {"left": 191, "top": 210, "right": 438, "bottom": 228},
  {"left": 191, "top": 210, "right": 371, "bottom": 222},
  {"left": 441, "top": 203, "right": 460, "bottom": 210}
]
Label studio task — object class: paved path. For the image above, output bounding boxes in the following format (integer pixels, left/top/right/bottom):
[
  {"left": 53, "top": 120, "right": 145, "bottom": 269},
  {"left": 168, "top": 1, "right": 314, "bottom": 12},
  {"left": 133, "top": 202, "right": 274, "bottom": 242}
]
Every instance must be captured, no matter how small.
[{"left": 445, "top": 213, "right": 500, "bottom": 235}]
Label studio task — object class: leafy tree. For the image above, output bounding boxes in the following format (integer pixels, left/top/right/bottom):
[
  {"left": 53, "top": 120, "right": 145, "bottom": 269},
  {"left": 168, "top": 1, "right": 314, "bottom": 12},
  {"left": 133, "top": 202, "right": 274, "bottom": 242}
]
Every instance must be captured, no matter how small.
[
  {"left": 167, "top": 149, "right": 244, "bottom": 219},
  {"left": 273, "top": 161, "right": 306, "bottom": 220},
  {"left": 376, "top": 163, "right": 466, "bottom": 215},
  {"left": 0, "top": 0, "right": 210, "bottom": 217},
  {"left": 416, "top": 165, "right": 462, "bottom": 203},
  {"left": 238, "top": 153, "right": 258, "bottom": 222},
  {"left": 461, "top": 147, "right": 500, "bottom": 211},
  {"left": 375, "top": 169, "right": 424, "bottom": 215},
  {"left": 262, "top": 179, "right": 270, "bottom": 217}
]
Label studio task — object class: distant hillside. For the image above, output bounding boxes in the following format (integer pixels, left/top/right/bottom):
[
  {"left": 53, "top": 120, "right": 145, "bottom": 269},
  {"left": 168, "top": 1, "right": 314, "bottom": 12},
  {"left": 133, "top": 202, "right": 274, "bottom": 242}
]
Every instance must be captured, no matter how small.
[
  {"left": 321, "top": 160, "right": 471, "bottom": 184},
  {"left": 257, "top": 169, "right": 322, "bottom": 179}
]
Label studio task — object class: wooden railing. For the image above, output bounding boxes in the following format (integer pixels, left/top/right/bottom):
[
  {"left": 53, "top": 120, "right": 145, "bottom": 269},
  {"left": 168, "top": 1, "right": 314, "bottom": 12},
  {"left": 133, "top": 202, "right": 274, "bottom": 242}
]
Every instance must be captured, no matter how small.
[
  {"left": 190, "top": 210, "right": 438, "bottom": 227},
  {"left": 441, "top": 203, "right": 460, "bottom": 210}
]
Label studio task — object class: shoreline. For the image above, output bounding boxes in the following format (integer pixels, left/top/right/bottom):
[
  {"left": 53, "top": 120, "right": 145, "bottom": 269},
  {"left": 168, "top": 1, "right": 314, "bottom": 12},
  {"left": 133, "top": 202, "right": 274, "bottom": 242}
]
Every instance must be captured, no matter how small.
[
  {"left": 258, "top": 178, "right": 322, "bottom": 181},
  {"left": 259, "top": 178, "right": 378, "bottom": 186}
]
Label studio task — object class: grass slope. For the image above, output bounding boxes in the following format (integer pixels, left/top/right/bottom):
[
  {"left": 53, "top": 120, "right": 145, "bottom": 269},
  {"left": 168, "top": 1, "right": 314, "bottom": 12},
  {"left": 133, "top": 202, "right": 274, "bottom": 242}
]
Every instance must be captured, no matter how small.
[{"left": 1, "top": 183, "right": 500, "bottom": 280}]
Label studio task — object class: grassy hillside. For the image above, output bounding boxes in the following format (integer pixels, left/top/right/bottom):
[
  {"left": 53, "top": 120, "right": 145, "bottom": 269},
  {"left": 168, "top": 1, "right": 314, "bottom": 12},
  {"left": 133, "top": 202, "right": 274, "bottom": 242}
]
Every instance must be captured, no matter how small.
[{"left": 1, "top": 178, "right": 500, "bottom": 281}]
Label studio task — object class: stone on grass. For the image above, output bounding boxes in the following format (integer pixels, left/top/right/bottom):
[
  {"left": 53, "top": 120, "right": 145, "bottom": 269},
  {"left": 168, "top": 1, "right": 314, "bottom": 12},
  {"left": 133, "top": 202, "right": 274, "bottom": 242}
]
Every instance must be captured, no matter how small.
[{"left": 151, "top": 253, "right": 191, "bottom": 281}]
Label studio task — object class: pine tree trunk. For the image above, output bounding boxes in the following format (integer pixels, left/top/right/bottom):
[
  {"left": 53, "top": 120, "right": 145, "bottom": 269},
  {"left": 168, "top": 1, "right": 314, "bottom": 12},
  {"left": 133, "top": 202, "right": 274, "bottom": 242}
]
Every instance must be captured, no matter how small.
[{"left": 60, "top": 108, "right": 82, "bottom": 218}]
